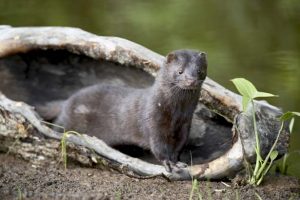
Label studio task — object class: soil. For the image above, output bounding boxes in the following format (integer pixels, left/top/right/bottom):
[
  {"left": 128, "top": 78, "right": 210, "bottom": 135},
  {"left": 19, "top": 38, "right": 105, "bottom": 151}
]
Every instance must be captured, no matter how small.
[{"left": 0, "top": 154, "right": 299, "bottom": 200}]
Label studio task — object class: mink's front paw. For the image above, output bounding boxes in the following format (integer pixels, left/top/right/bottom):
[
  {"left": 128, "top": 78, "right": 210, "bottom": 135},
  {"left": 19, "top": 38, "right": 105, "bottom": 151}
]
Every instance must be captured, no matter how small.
[
  {"left": 162, "top": 160, "right": 188, "bottom": 173},
  {"left": 175, "top": 161, "right": 188, "bottom": 168}
]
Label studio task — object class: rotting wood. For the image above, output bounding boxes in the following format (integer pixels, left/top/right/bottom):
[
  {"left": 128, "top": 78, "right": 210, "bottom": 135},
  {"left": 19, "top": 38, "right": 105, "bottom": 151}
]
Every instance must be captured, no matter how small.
[{"left": 0, "top": 26, "right": 289, "bottom": 180}]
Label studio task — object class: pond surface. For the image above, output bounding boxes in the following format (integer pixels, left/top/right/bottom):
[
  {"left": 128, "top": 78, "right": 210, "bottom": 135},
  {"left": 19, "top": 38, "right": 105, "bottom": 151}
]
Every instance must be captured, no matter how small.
[{"left": 1, "top": 0, "right": 300, "bottom": 177}]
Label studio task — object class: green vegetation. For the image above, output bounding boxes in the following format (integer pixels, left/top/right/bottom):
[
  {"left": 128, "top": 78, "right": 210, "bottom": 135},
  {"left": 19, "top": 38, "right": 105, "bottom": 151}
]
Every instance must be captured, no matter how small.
[
  {"left": 17, "top": 186, "right": 22, "bottom": 200},
  {"left": 205, "top": 182, "right": 213, "bottom": 200},
  {"left": 189, "top": 179, "right": 203, "bottom": 200},
  {"left": 41, "top": 121, "right": 82, "bottom": 169},
  {"left": 60, "top": 130, "right": 82, "bottom": 169},
  {"left": 231, "top": 78, "right": 277, "bottom": 185},
  {"left": 115, "top": 190, "right": 122, "bottom": 200},
  {"left": 276, "top": 112, "right": 300, "bottom": 175},
  {"left": 275, "top": 115, "right": 296, "bottom": 175},
  {"left": 231, "top": 78, "right": 300, "bottom": 185},
  {"left": 255, "top": 192, "right": 263, "bottom": 200}
]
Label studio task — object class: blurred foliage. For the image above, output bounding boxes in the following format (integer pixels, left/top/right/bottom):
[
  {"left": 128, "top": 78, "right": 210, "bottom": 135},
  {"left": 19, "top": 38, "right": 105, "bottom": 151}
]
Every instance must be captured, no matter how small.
[{"left": 1, "top": 0, "right": 300, "bottom": 177}]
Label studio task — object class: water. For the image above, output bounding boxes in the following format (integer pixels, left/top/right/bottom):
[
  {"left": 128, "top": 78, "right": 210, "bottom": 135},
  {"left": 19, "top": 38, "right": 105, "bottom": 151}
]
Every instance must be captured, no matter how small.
[{"left": 1, "top": 0, "right": 300, "bottom": 177}]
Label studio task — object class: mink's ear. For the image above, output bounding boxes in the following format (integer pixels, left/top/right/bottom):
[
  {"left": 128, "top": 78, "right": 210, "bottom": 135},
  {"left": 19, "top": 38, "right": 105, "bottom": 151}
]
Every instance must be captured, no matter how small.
[
  {"left": 199, "top": 52, "right": 207, "bottom": 71},
  {"left": 166, "top": 53, "right": 177, "bottom": 64},
  {"left": 198, "top": 52, "right": 206, "bottom": 58}
]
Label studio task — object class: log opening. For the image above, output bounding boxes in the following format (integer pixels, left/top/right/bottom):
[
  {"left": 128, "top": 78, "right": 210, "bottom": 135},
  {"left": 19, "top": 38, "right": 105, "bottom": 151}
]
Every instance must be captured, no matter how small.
[{"left": 0, "top": 49, "right": 233, "bottom": 166}]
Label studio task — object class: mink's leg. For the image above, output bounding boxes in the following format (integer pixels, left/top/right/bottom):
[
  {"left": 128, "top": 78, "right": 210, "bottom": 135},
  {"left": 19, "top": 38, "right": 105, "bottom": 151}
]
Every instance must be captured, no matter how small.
[{"left": 149, "top": 131, "right": 188, "bottom": 172}]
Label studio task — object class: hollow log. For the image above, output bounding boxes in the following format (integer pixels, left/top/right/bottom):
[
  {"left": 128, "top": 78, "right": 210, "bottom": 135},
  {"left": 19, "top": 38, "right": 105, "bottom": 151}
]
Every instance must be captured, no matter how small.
[{"left": 0, "top": 26, "right": 289, "bottom": 180}]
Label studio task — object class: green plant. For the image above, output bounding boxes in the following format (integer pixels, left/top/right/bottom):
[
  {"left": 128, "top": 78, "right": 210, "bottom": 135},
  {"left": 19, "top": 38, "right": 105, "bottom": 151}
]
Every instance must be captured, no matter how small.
[
  {"left": 276, "top": 114, "right": 299, "bottom": 175},
  {"left": 255, "top": 192, "right": 263, "bottom": 200},
  {"left": 115, "top": 190, "right": 121, "bottom": 200},
  {"left": 231, "top": 78, "right": 277, "bottom": 185},
  {"left": 189, "top": 179, "right": 203, "bottom": 200},
  {"left": 276, "top": 112, "right": 300, "bottom": 174},
  {"left": 205, "top": 181, "right": 213, "bottom": 200},
  {"left": 232, "top": 78, "right": 300, "bottom": 185},
  {"left": 60, "top": 130, "right": 82, "bottom": 169},
  {"left": 41, "top": 121, "right": 82, "bottom": 169},
  {"left": 279, "top": 153, "right": 289, "bottom": 175},
  {"left": 17, "top": 186, "right": 22, "bottom": 200}
]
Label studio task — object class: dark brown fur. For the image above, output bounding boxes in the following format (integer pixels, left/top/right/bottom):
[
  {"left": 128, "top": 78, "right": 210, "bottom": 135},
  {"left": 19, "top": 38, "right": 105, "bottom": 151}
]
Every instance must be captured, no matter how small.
[{"left": 51, "top": 50, "right": 207, "bottom": 171}]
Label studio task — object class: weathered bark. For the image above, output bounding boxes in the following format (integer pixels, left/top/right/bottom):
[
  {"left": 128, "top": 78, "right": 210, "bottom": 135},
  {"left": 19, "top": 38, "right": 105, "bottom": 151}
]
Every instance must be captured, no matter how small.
[{"left": 0, "top": 26, "right": 289, "bottom": 180}]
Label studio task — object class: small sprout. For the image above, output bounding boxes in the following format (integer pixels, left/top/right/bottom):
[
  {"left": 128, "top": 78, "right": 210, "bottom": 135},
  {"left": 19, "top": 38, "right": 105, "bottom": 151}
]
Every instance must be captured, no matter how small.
[
  {"left": 17, "top": 187, "right": 22, "bottom": 200},
  {"left": 61, "top": 130, "right": 83, "bottom": 169},
  {"left": 189, "top": 179, "right": 203, "bottom": 200},
  {"left": 231, "top": 78, "right": 280, "bottom": 186},
  {"left": 276, "top": 111, "right": 300, "bottom": 175}
]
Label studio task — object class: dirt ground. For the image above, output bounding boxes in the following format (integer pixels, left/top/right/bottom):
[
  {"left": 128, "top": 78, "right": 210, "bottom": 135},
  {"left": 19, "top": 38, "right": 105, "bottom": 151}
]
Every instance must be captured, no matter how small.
[{"left": 0, "top": 154, "right": 299, "bottom": 200}]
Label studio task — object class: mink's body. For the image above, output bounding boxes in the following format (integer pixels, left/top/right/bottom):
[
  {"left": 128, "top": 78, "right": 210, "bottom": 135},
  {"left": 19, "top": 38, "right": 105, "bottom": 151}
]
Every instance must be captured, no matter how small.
[{"left": 47, "top": 50, "right": 207, "bottom": 171}]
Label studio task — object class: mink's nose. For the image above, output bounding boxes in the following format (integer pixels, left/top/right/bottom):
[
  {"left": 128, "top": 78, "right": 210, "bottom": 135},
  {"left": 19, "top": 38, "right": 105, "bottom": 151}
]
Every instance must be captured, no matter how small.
[{"left": 186, "top": 79, "right": 198, "bottom": 87}]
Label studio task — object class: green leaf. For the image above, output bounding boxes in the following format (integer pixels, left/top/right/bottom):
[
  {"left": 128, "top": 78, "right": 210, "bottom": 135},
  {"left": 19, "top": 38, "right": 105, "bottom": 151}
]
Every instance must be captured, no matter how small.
[
  {"left": 242, "top": 96, "right": 251, "bottom": 112},
  {"left": 280, "top": 111, "right": 300, "bottom": 121},
  {"left": 231, "top": 78, "right": 257, "bottom": 98},
  {"left": 270, "top": 150, "right": 278, "bottom": 161},
  {"left": 254, "top": 91, "right": 277, "bottom": 98}
]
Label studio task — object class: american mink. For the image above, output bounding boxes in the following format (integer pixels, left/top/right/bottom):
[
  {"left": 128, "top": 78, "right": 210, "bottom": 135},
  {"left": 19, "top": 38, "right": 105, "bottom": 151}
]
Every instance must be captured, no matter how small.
[{"left": 42, "top": 50, "right": 207, "bottom": 172}]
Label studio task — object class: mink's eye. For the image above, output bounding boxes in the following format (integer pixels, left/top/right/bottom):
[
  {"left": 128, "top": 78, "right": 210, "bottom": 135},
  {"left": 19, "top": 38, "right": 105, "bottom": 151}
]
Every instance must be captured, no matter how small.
[{"left": 178, "top": 70, "right": 183, "bottom": 75}]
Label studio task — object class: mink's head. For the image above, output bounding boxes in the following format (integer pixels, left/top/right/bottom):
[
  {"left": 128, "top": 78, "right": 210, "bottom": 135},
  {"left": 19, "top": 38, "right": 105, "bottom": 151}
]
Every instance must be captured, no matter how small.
[{"left": 161, "top": 49, "right": 207, "bottom": 90}]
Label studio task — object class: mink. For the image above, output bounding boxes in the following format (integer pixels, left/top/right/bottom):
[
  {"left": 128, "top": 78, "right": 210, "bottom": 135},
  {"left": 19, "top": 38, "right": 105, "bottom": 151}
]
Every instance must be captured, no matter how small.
[{"left": 42, "top": 49, "right": 207, "bottom": 172}]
